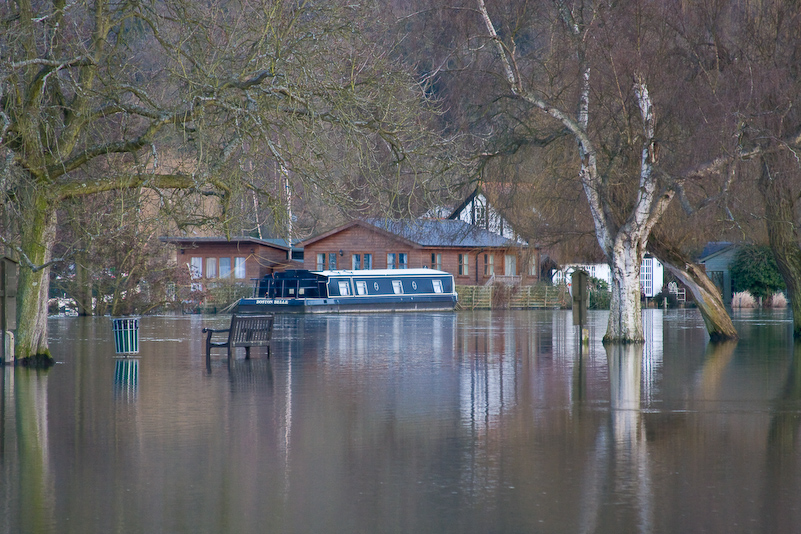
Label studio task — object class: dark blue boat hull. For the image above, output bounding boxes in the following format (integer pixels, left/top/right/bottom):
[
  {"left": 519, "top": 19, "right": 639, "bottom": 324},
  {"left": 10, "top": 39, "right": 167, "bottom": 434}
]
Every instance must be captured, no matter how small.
[{"left": 236, "top": 294, "right": 458, "bottom": 314}]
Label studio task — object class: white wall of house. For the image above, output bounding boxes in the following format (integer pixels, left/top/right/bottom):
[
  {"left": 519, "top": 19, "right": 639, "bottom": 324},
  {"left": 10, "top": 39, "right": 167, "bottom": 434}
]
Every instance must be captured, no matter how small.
[
  {"left": 453, "top": 192, "right": 520, "bottom": 241},
  {"left": 551, "top": 257, "right": 664, "bottom": 298}
]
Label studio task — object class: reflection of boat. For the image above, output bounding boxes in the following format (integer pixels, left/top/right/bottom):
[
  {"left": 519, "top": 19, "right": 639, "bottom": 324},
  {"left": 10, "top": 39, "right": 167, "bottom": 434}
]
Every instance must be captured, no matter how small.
[{"left": 236, "top": 269, "right": 458, "bottom": 314}]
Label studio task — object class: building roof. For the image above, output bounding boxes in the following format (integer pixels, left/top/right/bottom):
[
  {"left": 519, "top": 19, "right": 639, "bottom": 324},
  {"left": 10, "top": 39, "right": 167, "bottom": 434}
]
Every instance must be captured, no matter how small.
[
  {"left": 299, "top": 219, "right": 521, "bottom": 249},
  {"left": 159, "top": 236, "right": 290, "bottom": 251},
  {"left": 698, "top": 242, "right": 737, "bottom": 262}
]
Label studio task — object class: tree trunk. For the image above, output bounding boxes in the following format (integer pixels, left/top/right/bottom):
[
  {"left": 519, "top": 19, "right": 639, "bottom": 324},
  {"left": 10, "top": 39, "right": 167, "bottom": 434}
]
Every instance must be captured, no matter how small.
[
  {"left": 605, "top": 237, "right": 645, "bottom": 343},
  {"left": 74, "top": 257, "right": 93, "bottom": 316},
  {"left": 649, "top": 237, "right": 738, "bottom": 341},
  {"left": 758, "top": 157, "right": 801, "bottom": 339},
  {"left": 16, "top": 193, "right": 56, "bottom": 365}
]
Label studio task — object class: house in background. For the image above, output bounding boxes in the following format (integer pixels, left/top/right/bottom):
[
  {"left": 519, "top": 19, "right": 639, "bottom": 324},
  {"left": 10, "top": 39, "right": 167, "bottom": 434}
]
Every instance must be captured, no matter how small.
[
  {"left": 298, "top": 219, "right": 540, "bottom": 286},
  {"left": 698, "top": 242, "right": 738, "bottom": 305},
  {"left": 551, "top": 255, "right": 665, "bottom": 299},
  {"left": 160, "top": 236, "right": 301, "bottom": 288},
  {"left": 448, "top": 187, "right": 522, "bottom": 242}
]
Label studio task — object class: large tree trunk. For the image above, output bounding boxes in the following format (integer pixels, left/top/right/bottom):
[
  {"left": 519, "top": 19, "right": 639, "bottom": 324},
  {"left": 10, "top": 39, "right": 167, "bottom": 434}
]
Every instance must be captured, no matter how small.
[
  {"left": 16, "top": 193, "right": 56, "bottom": 365},
  {"left": 605, "top": 236, "right": 645, "bottom": 343},
  {"left": 74, "top": 257, "right": 93, "bottom": 316},
  {"left": 758, "top": 156, "right": 801, "bottom": 339},
  {"left": 649, "top": 237, "right": 738, "bottom": 341}
]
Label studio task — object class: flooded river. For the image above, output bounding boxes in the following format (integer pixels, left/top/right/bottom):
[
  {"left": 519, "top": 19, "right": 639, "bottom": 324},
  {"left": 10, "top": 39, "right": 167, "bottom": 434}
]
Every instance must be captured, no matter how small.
[{"left": 2, "top": 309, "right": 800, "bottom": 533}]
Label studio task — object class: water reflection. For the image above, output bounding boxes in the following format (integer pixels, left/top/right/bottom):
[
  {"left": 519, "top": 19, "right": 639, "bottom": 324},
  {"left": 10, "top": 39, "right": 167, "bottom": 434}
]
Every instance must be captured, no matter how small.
[
  {"left": 763, "top": 341, "right": 801, "bottom": 532},
  {"left": 12, "top": 368, "right": 55, "bottom": 533},
  {"left": 113, "top": 358, "right": 139, "bottom": 402},
  {"left": 4, "top": 311, "right": 801, "bottom": 533}
]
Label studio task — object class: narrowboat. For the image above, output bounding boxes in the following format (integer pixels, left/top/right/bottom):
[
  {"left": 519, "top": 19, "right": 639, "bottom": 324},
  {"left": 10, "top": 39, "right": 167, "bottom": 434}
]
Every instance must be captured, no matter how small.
[{"left": 235, "top": 269, "right": 458, "bottom": 314}]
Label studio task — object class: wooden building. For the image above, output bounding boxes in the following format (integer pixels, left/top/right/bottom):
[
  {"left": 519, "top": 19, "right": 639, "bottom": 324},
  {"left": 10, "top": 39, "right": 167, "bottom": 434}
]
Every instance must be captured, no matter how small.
[
  {"left": 298, "top": 219, "right": 540, "bottom": 286},
  {"left": 160, "top": 236, "right": 300, "bottom": 286},
  {"left": 699, "top": 242, "right": 738, "bottom": 305}
]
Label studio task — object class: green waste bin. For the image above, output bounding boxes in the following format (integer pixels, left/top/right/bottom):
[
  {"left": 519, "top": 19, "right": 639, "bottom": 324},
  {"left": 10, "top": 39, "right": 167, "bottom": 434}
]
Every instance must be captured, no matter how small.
[{"left": 112, "top": 317, "right": 140, "bottom": 354}]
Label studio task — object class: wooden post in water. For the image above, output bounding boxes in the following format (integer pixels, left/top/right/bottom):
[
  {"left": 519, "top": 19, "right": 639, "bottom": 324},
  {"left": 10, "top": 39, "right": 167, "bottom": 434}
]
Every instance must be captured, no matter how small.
[{"left": 572, "top": 270, "right": 590, "bottom": 347}]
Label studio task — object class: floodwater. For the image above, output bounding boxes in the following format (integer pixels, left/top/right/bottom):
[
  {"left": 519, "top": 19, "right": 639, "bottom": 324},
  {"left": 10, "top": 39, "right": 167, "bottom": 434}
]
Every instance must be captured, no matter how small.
[{"left": 1, "top": 309, "right": 800, "bottom": 533}]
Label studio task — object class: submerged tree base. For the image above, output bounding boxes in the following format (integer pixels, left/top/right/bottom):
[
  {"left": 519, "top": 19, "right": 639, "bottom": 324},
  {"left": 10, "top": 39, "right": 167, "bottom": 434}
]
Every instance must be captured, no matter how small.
[
  {"left": 19, "top": 352, "right": 55, "bottom": 368},
  {"left": 602, "top": 336, "right": 645, "bottom": 345}
]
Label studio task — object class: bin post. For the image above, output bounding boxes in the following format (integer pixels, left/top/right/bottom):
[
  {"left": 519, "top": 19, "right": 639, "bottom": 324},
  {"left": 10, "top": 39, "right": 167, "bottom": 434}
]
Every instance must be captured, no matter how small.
[{"left": 112, "top": 317, "right": 140, "bottom": 355}]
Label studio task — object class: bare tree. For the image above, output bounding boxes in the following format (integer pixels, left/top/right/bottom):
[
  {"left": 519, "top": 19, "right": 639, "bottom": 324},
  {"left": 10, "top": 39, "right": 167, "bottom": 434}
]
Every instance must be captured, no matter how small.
[
  {"left": 1, "top": 0, "right": 460, "bottom": 363},
  {"left": 474, "top": 1, "right": 683, "bottom": 342}
]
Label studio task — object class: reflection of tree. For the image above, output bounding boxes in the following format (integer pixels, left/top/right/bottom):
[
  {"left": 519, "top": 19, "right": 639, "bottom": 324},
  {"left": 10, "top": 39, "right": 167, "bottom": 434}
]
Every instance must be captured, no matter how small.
[
  {"left": 581, "top": 344, "right": 653, "bottom": 533},
  {"left": 16, "top": 369, "right": 54, "bottom": 532},
  {"left": 695, "top": 340, "right": 739, "bottom": 398},
  {"left": 762, "top": 341, "right": 801, "bottom": 532}
]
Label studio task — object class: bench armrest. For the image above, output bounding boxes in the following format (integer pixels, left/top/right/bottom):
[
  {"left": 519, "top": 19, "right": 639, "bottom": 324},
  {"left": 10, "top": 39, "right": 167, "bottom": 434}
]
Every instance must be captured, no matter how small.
[{"left": 202, "top": 327, "right": 231, "bottom": 334}]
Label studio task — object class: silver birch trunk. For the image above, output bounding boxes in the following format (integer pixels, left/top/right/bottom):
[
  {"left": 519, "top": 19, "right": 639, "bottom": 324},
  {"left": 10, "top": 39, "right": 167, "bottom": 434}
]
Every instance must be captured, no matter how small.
[
  {"left": 476, "top": 2, "right": 673, "bottom": 342},
  {"left": 606, "top": 238, "right": 645, "bottom": 343}
]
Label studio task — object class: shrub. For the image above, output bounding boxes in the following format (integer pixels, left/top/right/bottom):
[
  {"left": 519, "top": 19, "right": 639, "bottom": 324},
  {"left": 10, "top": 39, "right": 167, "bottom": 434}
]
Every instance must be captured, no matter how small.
[
  {"left": 730, "top": 245, "right": 785, "bottom": 300},
  {"left": 732, "top": 291, "right": 757, "bottom": 308},
  {"left": 588, "top": 276, "right": 611, "bottom": 310},
  {"left": 768, "top": 292, "right": 788, "bottom": 308}
]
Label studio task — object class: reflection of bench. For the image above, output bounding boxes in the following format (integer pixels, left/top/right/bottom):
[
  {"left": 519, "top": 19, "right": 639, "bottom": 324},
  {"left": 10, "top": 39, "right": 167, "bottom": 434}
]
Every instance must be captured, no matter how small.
[{"left": 203, "top": 314, "right": 274, "bottom": 364}]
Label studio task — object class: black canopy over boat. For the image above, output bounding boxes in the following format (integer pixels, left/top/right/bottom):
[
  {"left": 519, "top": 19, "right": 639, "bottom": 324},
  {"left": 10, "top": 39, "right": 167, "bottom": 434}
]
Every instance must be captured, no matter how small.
[{"left": 236, "top": 269, "right": 457, "bottom": 314}]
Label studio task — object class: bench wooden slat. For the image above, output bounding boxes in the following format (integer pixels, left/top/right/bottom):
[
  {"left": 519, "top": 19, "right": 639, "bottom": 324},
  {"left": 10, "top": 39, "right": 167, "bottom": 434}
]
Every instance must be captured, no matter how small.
[{"left": 203, "top": 314, "right": 274, "bottom": 365}]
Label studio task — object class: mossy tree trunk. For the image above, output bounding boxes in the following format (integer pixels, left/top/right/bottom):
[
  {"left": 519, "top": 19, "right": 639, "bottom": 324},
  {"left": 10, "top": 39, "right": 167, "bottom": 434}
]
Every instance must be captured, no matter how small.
[
  {"left": 758, "top": 156, "right": 801, "bottom": 339},
  {"left": 16, "top": 191, "right": 57, "bottom": 364},
  {"left": 649, "top": 237, "right": 738, "bottom": 341}
]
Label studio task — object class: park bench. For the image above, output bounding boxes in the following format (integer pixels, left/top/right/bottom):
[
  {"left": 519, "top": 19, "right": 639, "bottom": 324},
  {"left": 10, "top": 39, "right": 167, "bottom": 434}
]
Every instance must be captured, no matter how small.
[{"left": 203, "top": 314, "right": 274, "bottom": 364}]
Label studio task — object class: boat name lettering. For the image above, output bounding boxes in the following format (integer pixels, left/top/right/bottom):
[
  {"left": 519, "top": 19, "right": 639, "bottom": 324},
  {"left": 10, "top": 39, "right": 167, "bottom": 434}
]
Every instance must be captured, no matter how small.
[{"left": 256, "top": 298, "right": 289, "bottom": 304}]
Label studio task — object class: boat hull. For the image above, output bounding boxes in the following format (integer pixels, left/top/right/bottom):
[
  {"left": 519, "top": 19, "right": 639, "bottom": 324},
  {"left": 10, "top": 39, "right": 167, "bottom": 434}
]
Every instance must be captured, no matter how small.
[{"left": 236, "top": 294, "right": 457, "bottom": 314}]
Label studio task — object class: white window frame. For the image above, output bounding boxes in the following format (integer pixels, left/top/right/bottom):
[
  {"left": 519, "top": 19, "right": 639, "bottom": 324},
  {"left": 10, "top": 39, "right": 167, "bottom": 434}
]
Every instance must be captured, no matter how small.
[
  {"left": 356, "top": 281, "right": 368, "bottom": 295},
  {"left": 392, "top": 280, "right": 403, "bottom": 294},
  {"left": 189, "top": 257, "right": 203, "bottom": 279},
  {"left": 219, "top": 257, "right": 232, "bottom": 278},
  {"left": 432, "top": 280, "right": 443, "bottom": 293},
  {"left": 337, "top": 280, "right": 350, "bottom": 296},
  {"left": 431, "top": 253, "right": 442, "bottom": 270},
  {"left": 504, "top": 254, "right": 516, "bottom": 276},
  {"left": 205, "top": 257, "right": 217, "bottom": 278},
  {"left": 484, "top": 254, "right": 494, "bottom": 276},
  {"left": 234, "top": 257, "right": 246, "bottom": 279}
]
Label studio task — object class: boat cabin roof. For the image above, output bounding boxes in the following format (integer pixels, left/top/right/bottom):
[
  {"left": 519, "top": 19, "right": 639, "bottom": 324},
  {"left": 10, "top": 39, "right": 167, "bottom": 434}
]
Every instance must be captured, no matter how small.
[{"left": 316, "top": 269, "right": 451, "bottom": 277}]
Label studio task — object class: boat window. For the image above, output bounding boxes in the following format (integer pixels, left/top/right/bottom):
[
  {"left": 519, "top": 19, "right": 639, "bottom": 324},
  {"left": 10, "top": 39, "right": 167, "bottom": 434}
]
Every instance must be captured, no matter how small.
[
  {"left": 356, "top": 281, "right": 367, "bottom": 295},
  {"left": 298, "top": 287, "right": 305, "bottom": 296},
  {"left": 392, "top": 280, "right": 403, "bottom": 294},
  {"left": 433, "top": 280, "right": 443, "bottom": 293},
  {"left": 288, "top": 287, "right": 295, "bottom": 296},
  {"left": 338, "top": 281, "right": 350, "bottom": 296}
]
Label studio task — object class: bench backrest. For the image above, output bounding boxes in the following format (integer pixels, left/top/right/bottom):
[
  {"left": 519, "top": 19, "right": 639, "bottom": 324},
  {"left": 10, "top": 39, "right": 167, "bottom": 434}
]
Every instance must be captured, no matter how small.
[{"left": 229, "top": 314, "right": 274, "bottom": 346}]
